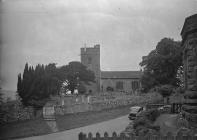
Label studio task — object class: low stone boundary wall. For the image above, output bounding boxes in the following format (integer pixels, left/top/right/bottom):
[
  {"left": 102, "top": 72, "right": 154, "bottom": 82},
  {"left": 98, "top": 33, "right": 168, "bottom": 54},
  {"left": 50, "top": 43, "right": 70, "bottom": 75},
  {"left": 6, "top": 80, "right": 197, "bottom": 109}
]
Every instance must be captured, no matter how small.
[
  {"left": 0, "top": 101, "right": 42, "bottom": 124},
  {"left": 55, "top": 93, "right": 162, "bottom": 115},
  {"left": 55, "top": 103, "right": 91, "bottom": 115}
]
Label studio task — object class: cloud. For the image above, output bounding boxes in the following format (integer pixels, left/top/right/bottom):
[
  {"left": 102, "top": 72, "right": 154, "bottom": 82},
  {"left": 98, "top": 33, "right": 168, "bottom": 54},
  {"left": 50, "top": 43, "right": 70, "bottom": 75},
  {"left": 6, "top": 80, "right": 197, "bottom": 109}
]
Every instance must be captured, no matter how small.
[{"left": 1, "top": 0, "right": 197, "bottom": 90}]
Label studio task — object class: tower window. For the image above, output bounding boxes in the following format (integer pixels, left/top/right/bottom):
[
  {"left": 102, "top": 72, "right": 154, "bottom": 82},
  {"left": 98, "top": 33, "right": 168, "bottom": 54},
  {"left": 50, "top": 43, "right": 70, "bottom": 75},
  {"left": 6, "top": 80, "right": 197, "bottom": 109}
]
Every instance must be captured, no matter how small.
[{"left": 88, "top": 57, "right": 92, "bottom": 64}]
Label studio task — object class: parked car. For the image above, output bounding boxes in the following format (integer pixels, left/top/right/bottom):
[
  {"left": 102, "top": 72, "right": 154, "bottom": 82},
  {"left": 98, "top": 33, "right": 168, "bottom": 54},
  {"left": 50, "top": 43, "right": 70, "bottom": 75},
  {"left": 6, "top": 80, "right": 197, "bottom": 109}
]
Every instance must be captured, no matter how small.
[
  {"left": 128, "top": 106, "right": 144, "bottom": 120},
  {"left": 157, "top": 105, "right": 171, "bottom": 113}
]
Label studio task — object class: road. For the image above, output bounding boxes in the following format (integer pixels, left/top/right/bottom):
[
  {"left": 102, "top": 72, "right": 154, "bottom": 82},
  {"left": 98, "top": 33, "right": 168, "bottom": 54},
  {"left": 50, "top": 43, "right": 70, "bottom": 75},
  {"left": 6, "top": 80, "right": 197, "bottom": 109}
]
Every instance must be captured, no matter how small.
[{"left": 18, "top": 114, "right": 130, "bottom": 140}]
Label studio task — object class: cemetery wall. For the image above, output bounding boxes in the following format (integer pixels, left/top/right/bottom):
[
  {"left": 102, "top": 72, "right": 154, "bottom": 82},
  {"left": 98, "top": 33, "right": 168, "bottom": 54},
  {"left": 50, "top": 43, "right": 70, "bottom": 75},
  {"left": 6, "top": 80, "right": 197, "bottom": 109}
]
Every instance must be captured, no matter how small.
[
  {"left": 0, "top": 101, "right": 42, "bottom": 123},
  {"left": 55, "top": 93, "right": 162, "bottom": 115}
]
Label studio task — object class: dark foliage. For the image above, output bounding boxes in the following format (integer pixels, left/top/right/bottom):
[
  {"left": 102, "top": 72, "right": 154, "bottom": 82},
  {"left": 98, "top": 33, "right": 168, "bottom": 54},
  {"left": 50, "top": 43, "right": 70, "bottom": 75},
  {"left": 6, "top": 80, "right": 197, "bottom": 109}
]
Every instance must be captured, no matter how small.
[
  {"left": 17, "top": 62, "right": 95, "bottom": 109},
  {"left": 158, "top": 84, "right": 173, "bottom": 98},
  {"left": 106, "top": 86, "right": 114, "bottom": 91},
  {"left": 17, "top": 63, "right": 61, "bottom": 109},
  {"left": 133, "top": 109, "right": 160, "bottom": 136},
  {"left": 58, "top": 61, "right": 95, "bottom": 93},
  {"left": 140, "top": 38, "right": 183, "bottom": 92},
  {"left": 78, "top": 83, "right": 87, "bottom": 94},
  {"left": 145, "top": 109, "right": 160, "bottom": 122},
  {"left": 133, "top": 117, "right": 151, "bottom": 129}
]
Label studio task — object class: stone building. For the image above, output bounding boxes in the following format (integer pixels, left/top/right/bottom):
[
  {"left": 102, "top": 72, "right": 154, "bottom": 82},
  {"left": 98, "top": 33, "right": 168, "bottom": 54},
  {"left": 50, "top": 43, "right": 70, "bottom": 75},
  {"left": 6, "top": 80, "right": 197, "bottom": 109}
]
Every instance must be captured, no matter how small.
[
  {"left": 181, "top": 14, "right": 197, "bottom": 127},
  {"left": 81, "top": 44, "right": 142, "bottom": 94}
]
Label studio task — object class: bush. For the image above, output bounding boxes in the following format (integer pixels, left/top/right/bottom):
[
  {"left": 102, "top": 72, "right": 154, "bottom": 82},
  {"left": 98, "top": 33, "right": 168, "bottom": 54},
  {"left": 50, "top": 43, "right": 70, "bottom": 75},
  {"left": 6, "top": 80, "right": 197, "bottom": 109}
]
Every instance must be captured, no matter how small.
[
  {"left": 133, "top": 116, "right": 160, "bottom": 136},
  {"left": 174, "top": 87, "right": 184, "bottom": 94},
  {"left": 133, "top": 117, "right": 151, "bottom": 129},
  {"left": 146, "top": 109, "right": 160, "bottom": 121},
  {"left": 106, "top": 86, "right": 114, "bottom": 91},
  {"left": 137, "top": 109, "right": 160, "bottom": 122},
  {"left": 133, "top": 109, "right": 160, "bottom": 136},
  {"left": 78, "top": 84, "right": 87, "bottom": 94},
  {"left": 158, "top": 85, "right": 173, "bottom": 98}
]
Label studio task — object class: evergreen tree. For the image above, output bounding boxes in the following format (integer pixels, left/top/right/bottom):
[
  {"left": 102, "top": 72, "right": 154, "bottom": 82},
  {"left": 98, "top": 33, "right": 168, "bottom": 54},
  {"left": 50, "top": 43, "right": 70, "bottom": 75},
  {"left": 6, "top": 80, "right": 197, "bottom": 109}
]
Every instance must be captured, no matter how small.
[
  {"left": 17, "top": 62, "right": 95, "bottom": 112},
  {"left": 17, "top": 74, "right": 22, "bottom": 93}
]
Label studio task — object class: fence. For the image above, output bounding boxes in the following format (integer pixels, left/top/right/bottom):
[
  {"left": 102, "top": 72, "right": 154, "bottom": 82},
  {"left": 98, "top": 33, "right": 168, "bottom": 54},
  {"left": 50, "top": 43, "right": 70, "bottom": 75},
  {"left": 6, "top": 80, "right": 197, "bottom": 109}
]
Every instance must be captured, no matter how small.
[{"left": 79, "top": 131, "right": 197, "bottom": 140}]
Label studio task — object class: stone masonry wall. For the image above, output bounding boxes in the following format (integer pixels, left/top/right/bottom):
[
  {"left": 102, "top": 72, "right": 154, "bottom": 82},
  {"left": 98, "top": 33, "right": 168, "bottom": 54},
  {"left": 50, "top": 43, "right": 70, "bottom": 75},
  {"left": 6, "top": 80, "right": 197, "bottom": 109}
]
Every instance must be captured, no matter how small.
[{"left": 55, "top": 93, "right": 162, "bottom": 115}]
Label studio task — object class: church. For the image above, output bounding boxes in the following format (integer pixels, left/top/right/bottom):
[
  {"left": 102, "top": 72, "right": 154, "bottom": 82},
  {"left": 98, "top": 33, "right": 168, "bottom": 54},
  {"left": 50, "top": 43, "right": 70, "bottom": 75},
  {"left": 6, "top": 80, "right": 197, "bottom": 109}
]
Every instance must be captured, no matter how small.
[{"left": 80, "top": 44, "right": 142, "bottom": 94}]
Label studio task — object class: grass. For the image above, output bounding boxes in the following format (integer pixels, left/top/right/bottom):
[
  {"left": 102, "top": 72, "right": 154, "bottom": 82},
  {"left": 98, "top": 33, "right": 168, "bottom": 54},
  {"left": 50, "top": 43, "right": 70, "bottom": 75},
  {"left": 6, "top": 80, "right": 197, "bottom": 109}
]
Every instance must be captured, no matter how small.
[
  {"left": 154, "top": 114, "right": 178, "bottom": 135},
  {"left": 56, "top": 105, "right": 131, "bottom": 131},
  {"left": 0, "top": 118, "right": 51, "bottom": 140},
  {"left": 0, "top": 105, "right": 131, "bottom": 140}
]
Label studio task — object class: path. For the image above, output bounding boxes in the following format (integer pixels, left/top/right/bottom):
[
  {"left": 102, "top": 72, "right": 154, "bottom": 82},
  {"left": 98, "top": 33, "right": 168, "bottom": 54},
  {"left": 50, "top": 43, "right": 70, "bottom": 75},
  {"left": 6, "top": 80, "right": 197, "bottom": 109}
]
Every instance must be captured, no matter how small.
[
  {"left": 154, "top": 114, "right": 178, "bottom": 135},
  {"left": 18, "top": 114, "right": 130, "bottom": 140}
]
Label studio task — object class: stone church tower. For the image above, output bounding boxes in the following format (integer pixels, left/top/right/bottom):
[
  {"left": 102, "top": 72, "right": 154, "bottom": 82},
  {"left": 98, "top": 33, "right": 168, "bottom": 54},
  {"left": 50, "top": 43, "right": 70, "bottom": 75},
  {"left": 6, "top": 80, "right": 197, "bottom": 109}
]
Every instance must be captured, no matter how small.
[
  {"left": 81, "top": 44, "right": 101, "bottom": 93},
  {"left": 80, "top": 44, "right": 142, "bottom": 94}
]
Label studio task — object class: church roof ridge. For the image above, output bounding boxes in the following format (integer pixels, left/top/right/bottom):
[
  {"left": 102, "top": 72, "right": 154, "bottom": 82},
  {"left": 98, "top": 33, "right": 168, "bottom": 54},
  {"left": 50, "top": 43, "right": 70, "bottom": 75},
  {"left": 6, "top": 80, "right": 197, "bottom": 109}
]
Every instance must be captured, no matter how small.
[
  {"left": 101, "top": 70, "right": 141, "bottom": 72},
  {"left": 101, "top": 70, "right": 142, "bottom": 79}
]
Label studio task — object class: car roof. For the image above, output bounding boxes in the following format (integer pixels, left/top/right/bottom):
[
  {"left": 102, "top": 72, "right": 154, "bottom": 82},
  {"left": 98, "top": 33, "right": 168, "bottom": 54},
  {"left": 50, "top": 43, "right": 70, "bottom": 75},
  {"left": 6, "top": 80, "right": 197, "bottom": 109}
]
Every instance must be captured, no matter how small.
[
  {"left": 130, "top": 106, "right": 142, "bottom": 109},
  {"left": 130, "top": 106, "right": 142, "bottom": 113}
]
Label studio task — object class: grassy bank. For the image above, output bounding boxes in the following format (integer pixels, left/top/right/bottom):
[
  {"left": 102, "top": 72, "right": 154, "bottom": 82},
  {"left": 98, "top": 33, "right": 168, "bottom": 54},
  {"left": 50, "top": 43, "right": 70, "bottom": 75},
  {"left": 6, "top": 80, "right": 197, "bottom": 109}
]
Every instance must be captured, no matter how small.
[
  {"left": 0, "top": 118, "right": 51, "bottom": 140},
  {"left": 0, "top": 93, "right": 162, "bottom": 139},
  {"left": 56, "top": 105, "right": 131, "bottom": 131},
  {"left": 0, "top": 105, "right": 131, "bottom": 140}
]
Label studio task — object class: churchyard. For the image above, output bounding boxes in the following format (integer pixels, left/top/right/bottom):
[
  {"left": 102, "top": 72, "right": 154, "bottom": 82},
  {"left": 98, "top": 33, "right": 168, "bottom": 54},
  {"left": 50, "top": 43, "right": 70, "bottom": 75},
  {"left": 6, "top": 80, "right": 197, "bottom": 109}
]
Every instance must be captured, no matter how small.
[
  {"left": 78, "top": 93, "right": 197, "bottom": 140},
  {"left": 1, "top": 2, "right": 197, "bottom": 139},
  {"left": 0, "top": 92, "right": 162, "bottom": 139}
]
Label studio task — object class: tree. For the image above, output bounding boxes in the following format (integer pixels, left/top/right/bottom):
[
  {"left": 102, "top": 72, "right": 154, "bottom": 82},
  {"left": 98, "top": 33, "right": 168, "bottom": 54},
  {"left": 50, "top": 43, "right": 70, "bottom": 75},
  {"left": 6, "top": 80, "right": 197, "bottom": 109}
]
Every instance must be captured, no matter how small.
[
  {"left": 17, "top": 61, "right": 95, "bottom": 113},
  {"left": 140, "top": 38, "right": 183, "bottom": 92},
  {"left": 17, "top": 74, "right": 22, "bottom": 95},
  {"left": 59, "top": 61, "right": 95, "bottom": 93},
  {"left": 78, "top": 83, "right": 87, "bottom": 94},
  {"left": 0, "top": 87, "right": 3, "bottom": 104},
  {"left": 17, "top": 63, "right": 62, "bottom": 114},
  {"left": 158, "top": 84, "right": 173, "bottom": 104}
]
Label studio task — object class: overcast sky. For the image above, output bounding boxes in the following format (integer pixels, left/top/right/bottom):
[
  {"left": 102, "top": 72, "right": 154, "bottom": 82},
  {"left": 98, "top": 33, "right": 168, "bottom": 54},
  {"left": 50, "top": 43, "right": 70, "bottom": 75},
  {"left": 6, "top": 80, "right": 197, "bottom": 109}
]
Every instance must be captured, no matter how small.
[{"left": 1, "top": 0, "right": 197, "bottom": 91}]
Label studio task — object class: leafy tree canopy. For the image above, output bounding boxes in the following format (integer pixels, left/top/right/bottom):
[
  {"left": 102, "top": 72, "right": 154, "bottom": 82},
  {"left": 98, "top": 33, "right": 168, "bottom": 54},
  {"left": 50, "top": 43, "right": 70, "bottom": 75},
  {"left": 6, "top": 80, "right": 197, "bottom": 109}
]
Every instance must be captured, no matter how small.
[
  {"left": 59, "top": 61, "right": 95, "bottom": 93},
  {"left": 139, "top": 38, "right": 183, "bottom": 92}
]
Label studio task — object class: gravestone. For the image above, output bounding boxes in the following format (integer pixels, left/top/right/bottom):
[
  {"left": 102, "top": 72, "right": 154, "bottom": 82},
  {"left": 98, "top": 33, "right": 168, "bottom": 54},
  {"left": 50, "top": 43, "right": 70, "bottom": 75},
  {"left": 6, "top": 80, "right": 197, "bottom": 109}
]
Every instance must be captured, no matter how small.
[{"left": 43, "top": 106, "right": 55, "bottom": 121}]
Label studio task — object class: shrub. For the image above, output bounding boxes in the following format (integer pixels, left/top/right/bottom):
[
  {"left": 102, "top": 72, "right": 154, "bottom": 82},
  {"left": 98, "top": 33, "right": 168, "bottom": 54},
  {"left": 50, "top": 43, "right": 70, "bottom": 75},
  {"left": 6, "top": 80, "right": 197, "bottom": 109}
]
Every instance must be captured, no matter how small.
[
  {"left": 133, "top": 116, "right": 160, "bottom": 136},
  {"left": 158, "top": 84, "right": 174, "bottom": 104},
  {"left": 78, "top": 84, "right": 86, "bottom": 94},
  {"left": 174, "top": 87, "right": 184, "bottom": 94},
  {"left": 137, "top": 109, "right": 160, "bottom": 122},
  {"left": 146, "top": 109, "right": 160, "bottom": 122},
  {"left": 106, "top": 86, "right": 114, "bottom": 91},
  {"left": 133, "top": 117, "right": 151, "bottom": 129},
  {"left": 158, "top": 85, "right": 173, "bottom": 98},
  {"left": 133, "top": 109, "right": 160, "bottom": 136}
]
